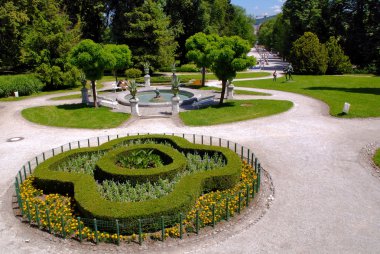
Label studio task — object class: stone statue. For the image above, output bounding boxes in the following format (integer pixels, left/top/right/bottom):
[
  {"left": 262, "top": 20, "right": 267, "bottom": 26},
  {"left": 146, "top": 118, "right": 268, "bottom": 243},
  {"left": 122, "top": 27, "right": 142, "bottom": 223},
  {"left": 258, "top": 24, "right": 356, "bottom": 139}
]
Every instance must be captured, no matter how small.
[{"left": 154, "top": 88, "right": 160, "bottom": 98}]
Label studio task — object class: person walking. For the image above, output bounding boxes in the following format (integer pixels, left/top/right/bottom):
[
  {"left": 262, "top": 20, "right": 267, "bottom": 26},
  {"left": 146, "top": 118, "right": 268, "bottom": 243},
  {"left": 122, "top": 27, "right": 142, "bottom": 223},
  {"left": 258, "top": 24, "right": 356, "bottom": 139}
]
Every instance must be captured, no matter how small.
[
  {"left": 273, "top": 70, "right": 277, "bottom": 82},
  {"left": 287, "top": 63, "right": 293, "bottom": 80}
]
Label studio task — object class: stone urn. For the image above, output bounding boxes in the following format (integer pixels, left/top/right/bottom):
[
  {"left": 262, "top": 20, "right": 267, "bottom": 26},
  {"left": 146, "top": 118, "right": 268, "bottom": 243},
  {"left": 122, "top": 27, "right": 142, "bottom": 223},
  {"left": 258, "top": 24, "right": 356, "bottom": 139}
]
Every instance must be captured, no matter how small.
[
  {"left": 171, "top": 96, "right": 180, "bottom": 115},
  {"left": 129, "top": 98, "right": 140, "bottom": 116}
]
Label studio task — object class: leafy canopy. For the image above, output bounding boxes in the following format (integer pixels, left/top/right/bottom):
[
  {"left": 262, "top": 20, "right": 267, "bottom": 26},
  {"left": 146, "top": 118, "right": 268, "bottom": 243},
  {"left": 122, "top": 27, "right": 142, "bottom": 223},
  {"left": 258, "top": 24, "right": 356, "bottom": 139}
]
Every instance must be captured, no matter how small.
[
  {"left": 289, "top": 32, "right": 328, "bottom": 75},
  {"left": 69, "top": 39, "right": 115, "bottom": 81}
]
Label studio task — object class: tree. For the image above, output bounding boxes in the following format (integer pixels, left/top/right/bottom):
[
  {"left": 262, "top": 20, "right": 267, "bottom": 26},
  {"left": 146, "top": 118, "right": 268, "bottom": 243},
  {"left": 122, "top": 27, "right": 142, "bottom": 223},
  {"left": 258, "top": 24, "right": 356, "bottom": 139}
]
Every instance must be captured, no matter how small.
[
  {"left": 206, "top": 35, "right": 255, "bottom": 104},
  {"left": 289, "top": 32, "right": 328, "bottom": 74},
  {"left": 20, "top": 0, "right": 82, "bottom": 89},
  {"left": 69, "top": 39, "right": 115, "bottom": 107},
  {"left": 164, "top": 0, "right": 207, "bottom": 63},
  {"left": 60, "top": 0, "right": 106, "bottom": 42},
  {"left": 0, "top": 2, "right": 29, "bottom": 70},
  {"left": 104, "top": 44, "right": 132, "bottom": 83},
  {"left": 257, "top": 18, "right": 275, "bottom": 49},
  {"left": 224, "top": 5, "right": 256, "bottom": 45},
  {"left": 186, "top": 33, "right": 219, "bottom": 87},
  {"left": 121, "top": 0, "right": 178, "bottom": 70},
  {"left": 325, "top": 36, "right": 351, "bottom": 74}
]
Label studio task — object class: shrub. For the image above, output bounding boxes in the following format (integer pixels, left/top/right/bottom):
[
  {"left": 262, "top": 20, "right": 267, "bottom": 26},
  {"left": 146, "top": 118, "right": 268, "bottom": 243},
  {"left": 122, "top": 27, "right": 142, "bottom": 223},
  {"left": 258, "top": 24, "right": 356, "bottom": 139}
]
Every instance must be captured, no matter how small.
[
  {"left": 325, "top": 36, "right": 352, "bottom": 74},
  {"left": 160, "top": 63, "right": 199, "bottom": 72},
  {"left": 289, "top": 32, "right": 328, "bottom": 74},
  {"left": 125, "top": 68, "right": 142, "bottom": 79},
  {"left": 32, "top": 135, "right": 242, "bottom": 231},
  {"left": 0, "top": 74, "right": 44, "bottom": 98}
]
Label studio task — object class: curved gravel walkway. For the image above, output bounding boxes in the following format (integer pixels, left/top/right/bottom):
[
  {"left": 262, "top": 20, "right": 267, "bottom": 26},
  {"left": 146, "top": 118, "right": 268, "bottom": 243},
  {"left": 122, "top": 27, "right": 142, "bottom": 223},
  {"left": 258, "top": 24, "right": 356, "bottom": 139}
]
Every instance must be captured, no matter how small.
[{"left": 1, "top": 58, "right": 380, "bottom": 253}]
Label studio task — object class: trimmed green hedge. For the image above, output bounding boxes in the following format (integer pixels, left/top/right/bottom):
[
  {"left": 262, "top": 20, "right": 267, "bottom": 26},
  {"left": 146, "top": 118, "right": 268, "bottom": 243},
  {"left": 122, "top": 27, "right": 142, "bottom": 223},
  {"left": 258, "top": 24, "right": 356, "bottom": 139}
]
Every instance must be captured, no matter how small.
[
  {"left": 95, "top": 144, "right": 187, "bottom": 184},
  {"left": 0, "top": 74, "right": 44, "bottom": 98},
  {"left": 33, "top": 135, "right": 242, "bottom": 231}
]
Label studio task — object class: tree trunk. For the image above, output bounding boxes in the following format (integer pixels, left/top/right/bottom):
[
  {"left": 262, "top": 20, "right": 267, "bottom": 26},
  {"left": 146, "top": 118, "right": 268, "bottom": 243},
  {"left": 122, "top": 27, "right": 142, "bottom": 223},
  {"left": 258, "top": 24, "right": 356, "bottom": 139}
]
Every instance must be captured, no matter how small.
[
  {"left": 219, "top": 79, "right": 227, "bottom": 104},
  {"left": 91, "top": 80, "right": 98, "bottom": 108},
  {"left": 201, "top": 66, "right": 206, "bottom": 87},
  {"left": 114, "top": 70, "right": 118, "bottom": 83}
]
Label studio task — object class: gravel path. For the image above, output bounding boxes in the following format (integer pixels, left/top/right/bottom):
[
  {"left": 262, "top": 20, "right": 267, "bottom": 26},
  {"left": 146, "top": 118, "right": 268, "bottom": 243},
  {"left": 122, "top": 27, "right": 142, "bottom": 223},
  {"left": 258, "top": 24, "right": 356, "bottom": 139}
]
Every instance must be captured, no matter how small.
[{"left": 1, "top": 50, "right": 379, "bottom": 253}]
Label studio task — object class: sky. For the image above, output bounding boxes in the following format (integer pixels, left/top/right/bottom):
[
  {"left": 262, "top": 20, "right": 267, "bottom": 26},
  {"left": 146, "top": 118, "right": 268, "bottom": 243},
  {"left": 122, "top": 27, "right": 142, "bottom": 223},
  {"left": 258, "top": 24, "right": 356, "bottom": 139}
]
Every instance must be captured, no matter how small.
[{"left": 231, "top": 0, "right": 285, "bottom": 17}]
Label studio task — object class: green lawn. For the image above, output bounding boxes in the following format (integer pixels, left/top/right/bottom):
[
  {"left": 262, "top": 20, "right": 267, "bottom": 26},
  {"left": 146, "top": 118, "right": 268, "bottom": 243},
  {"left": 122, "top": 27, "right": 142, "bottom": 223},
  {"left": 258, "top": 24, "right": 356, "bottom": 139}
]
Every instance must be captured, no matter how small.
[
  {"left": 179, "top": 99, "right": 293, "bottom": 126},
  {"left": 374, "top": 149, "right": 380, "bottom": 168},
  {"left": 234, "top": 75, "right": 380, "bottom": 118},
  {"left": 185, "top": 86, "right": 270, "bottom": 96},
  {"left": 176, "top": 71, "right": 270, "bottom": 81},
  {"left": 50, "top": 94, "right": 82, "bottom": 100},
  {"left": 21, "top": 104, "right": 130, "bottom": 129}
]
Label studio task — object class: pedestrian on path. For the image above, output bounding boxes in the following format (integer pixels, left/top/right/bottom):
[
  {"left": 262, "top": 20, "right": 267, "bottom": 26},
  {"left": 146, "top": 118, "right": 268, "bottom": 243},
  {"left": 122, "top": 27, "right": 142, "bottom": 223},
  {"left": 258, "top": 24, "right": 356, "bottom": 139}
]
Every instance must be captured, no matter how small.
[{"left": 273, "top": 70, "right": 277, "bottom": 82}]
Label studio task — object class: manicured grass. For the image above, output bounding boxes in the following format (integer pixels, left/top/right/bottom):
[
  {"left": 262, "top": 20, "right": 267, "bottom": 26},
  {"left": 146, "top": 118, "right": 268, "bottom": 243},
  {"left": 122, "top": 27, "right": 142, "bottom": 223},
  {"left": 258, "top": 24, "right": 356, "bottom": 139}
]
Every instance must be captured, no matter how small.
[
  {"left": 185, "top": 85, "right": 270, "bottom": 96},
  {"left": 50, "top": 94, "right": 81, "bottom": 100},
  {"left": 21, "top": 104, "right": 130, "bottom": 129},
  {"left": 179, "top": 99, "right": 293, "bottom": 126},
  {"left": 234, "top": 75, "right": 380, "bottom": 118},
  {"left": 49, "top": 91, "right": 110, "bottom": 101},
  {"left": 176, "top": 71, "right": 270, "bottom": 81},
  {"left": 374, "top": 149, "right": 380, "bottom": 168}
]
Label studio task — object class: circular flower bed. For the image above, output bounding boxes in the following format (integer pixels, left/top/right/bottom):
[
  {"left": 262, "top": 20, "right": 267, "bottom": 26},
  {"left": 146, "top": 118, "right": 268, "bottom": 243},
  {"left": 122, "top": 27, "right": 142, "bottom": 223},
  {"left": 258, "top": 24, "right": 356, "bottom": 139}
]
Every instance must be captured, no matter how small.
[{"left": 15, "top": 134, "right": 260, "bottom": 245}]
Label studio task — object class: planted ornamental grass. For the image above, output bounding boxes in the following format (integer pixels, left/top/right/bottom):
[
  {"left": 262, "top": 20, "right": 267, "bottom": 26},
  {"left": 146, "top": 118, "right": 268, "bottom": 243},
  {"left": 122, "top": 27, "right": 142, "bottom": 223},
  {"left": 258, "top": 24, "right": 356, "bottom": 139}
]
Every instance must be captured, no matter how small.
[
  {"left": 179, "top": 99, "right": 293, "bottom": 126},
  {"left": 21, "top": 103, "right": 130, "bottom": 129},
  {"left": 234, "top": 75, "right": 380, "bottom": 118}
]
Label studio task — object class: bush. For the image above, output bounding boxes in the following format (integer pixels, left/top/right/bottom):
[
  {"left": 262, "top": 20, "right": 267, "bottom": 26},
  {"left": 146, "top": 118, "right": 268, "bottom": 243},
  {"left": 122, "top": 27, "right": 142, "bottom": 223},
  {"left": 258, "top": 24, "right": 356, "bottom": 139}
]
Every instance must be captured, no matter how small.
[
  {"left": 0, "top": 74, "right": 44, "bottom": 98},
  {"left": 325, "top": 37, "right": 352, "bottom": 74},
  {"left": 160, "top": 63, "right": 199, "bottom": 72},
  {"left": 289, "top": 32, "right": 328, "bottom": 74},
  {"left": 125, "top": 68, "right": 143, "bottom": 79},
  {"left": 33, "top": 134, "right": 241, "bottom": 231},
  {"left": 95, "top": 144, "right": 187, "bottom": 184}
]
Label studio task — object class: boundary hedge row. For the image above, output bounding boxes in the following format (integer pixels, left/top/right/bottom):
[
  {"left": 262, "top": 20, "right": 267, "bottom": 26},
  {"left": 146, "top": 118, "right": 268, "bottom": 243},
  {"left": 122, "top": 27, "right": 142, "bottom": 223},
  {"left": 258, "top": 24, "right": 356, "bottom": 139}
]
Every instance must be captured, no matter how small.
[
  {"left": 33, "top": 135, "right": 241, "bottom": 230},
  {"left": 0, "top": 74, "right": 43, "bottom": 97}
]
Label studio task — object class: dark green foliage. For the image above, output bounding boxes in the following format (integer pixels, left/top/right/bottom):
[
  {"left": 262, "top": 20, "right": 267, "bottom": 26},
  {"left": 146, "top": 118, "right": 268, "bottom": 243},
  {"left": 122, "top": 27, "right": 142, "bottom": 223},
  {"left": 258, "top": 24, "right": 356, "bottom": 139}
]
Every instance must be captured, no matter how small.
[
  {"left": 159, "top": 63, "right": 199, "bottom": 73},
  {"left": 122, "top": 0, "right": 178, "bottom": 70},
  {"left": 289, "top": 32, "right": 328, "bottom": 75},
  {"left": 0, "top": 2, "right": 29, "bottom": 69},
  {"left": 225, "top": 6, "right": 256, "bottom": 45},
  {"left": 257, "top": 19, "right": 276, "bottom": 48},
  {"left": 325, "top": 36, "right": 352, "bottom": 74},
  {"left": 32, "top": 135, "right": 241, "bottom": 231},
  {"left": 117, "top": 149, "right": 164, "bottom": 170},
  {"left": 125, "top": 68, "right": 143, "bottom": 79},
  {"left": 20, "top": 0, "right": 82, "bottom": 89},
  {"left": 0, "top": 74, "right": 44, "bottom": 97}
]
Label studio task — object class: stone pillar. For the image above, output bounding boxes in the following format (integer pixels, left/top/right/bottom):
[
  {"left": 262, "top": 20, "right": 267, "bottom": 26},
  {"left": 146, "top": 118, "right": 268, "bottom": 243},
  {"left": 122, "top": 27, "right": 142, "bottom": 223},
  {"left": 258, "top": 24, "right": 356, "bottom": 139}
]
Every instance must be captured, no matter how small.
[
  {"left": 227, "top": 84, "right": 234, "bottom": 99},
  {"left": 171, "top": 96, "right": 180, "bottom": 115},
  {"left": 81, "top": 87, "right": 89, "bottom": 104},
  {"left": 129, "top": 98, "right": 140, "bottom": 116},
  {"left": 144, "top": 74, "right": 151, "bottom": 87}
]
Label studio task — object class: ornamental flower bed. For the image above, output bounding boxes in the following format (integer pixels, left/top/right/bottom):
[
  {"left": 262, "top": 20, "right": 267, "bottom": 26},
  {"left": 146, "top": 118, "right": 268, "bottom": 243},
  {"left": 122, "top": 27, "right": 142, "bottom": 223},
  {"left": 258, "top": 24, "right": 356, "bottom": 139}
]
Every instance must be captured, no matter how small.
[{"left": 14, "top": 134, "right": 261, "bottom": 245}]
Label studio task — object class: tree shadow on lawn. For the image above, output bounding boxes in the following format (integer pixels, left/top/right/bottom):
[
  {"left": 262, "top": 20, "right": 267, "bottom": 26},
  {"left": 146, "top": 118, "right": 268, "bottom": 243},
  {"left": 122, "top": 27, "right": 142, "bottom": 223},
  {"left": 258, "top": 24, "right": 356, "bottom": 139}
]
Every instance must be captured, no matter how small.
[
  {"left": 56, "top": 103, "right": 89, "bottom": 110},
  {"left": 305, "top": 87, "right": 380, "bottom": 95}
]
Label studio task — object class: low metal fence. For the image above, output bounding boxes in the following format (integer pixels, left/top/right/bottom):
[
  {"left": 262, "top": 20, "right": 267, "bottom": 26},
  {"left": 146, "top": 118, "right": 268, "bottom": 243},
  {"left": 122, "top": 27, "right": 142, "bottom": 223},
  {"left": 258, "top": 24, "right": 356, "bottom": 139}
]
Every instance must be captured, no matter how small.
[{"left": 13, "top": 133, "right": 261, "bottom": 245}]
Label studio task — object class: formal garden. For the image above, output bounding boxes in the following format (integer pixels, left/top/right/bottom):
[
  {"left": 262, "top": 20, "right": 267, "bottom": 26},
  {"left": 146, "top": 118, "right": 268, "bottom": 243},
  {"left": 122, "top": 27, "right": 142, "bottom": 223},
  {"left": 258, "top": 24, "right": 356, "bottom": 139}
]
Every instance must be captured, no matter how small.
[
  {"left": 14, "top": 134, "right": 261, "bottom": 245},
  {"left": 1, "top": 0, "right": 379, "bottom": 252}
]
